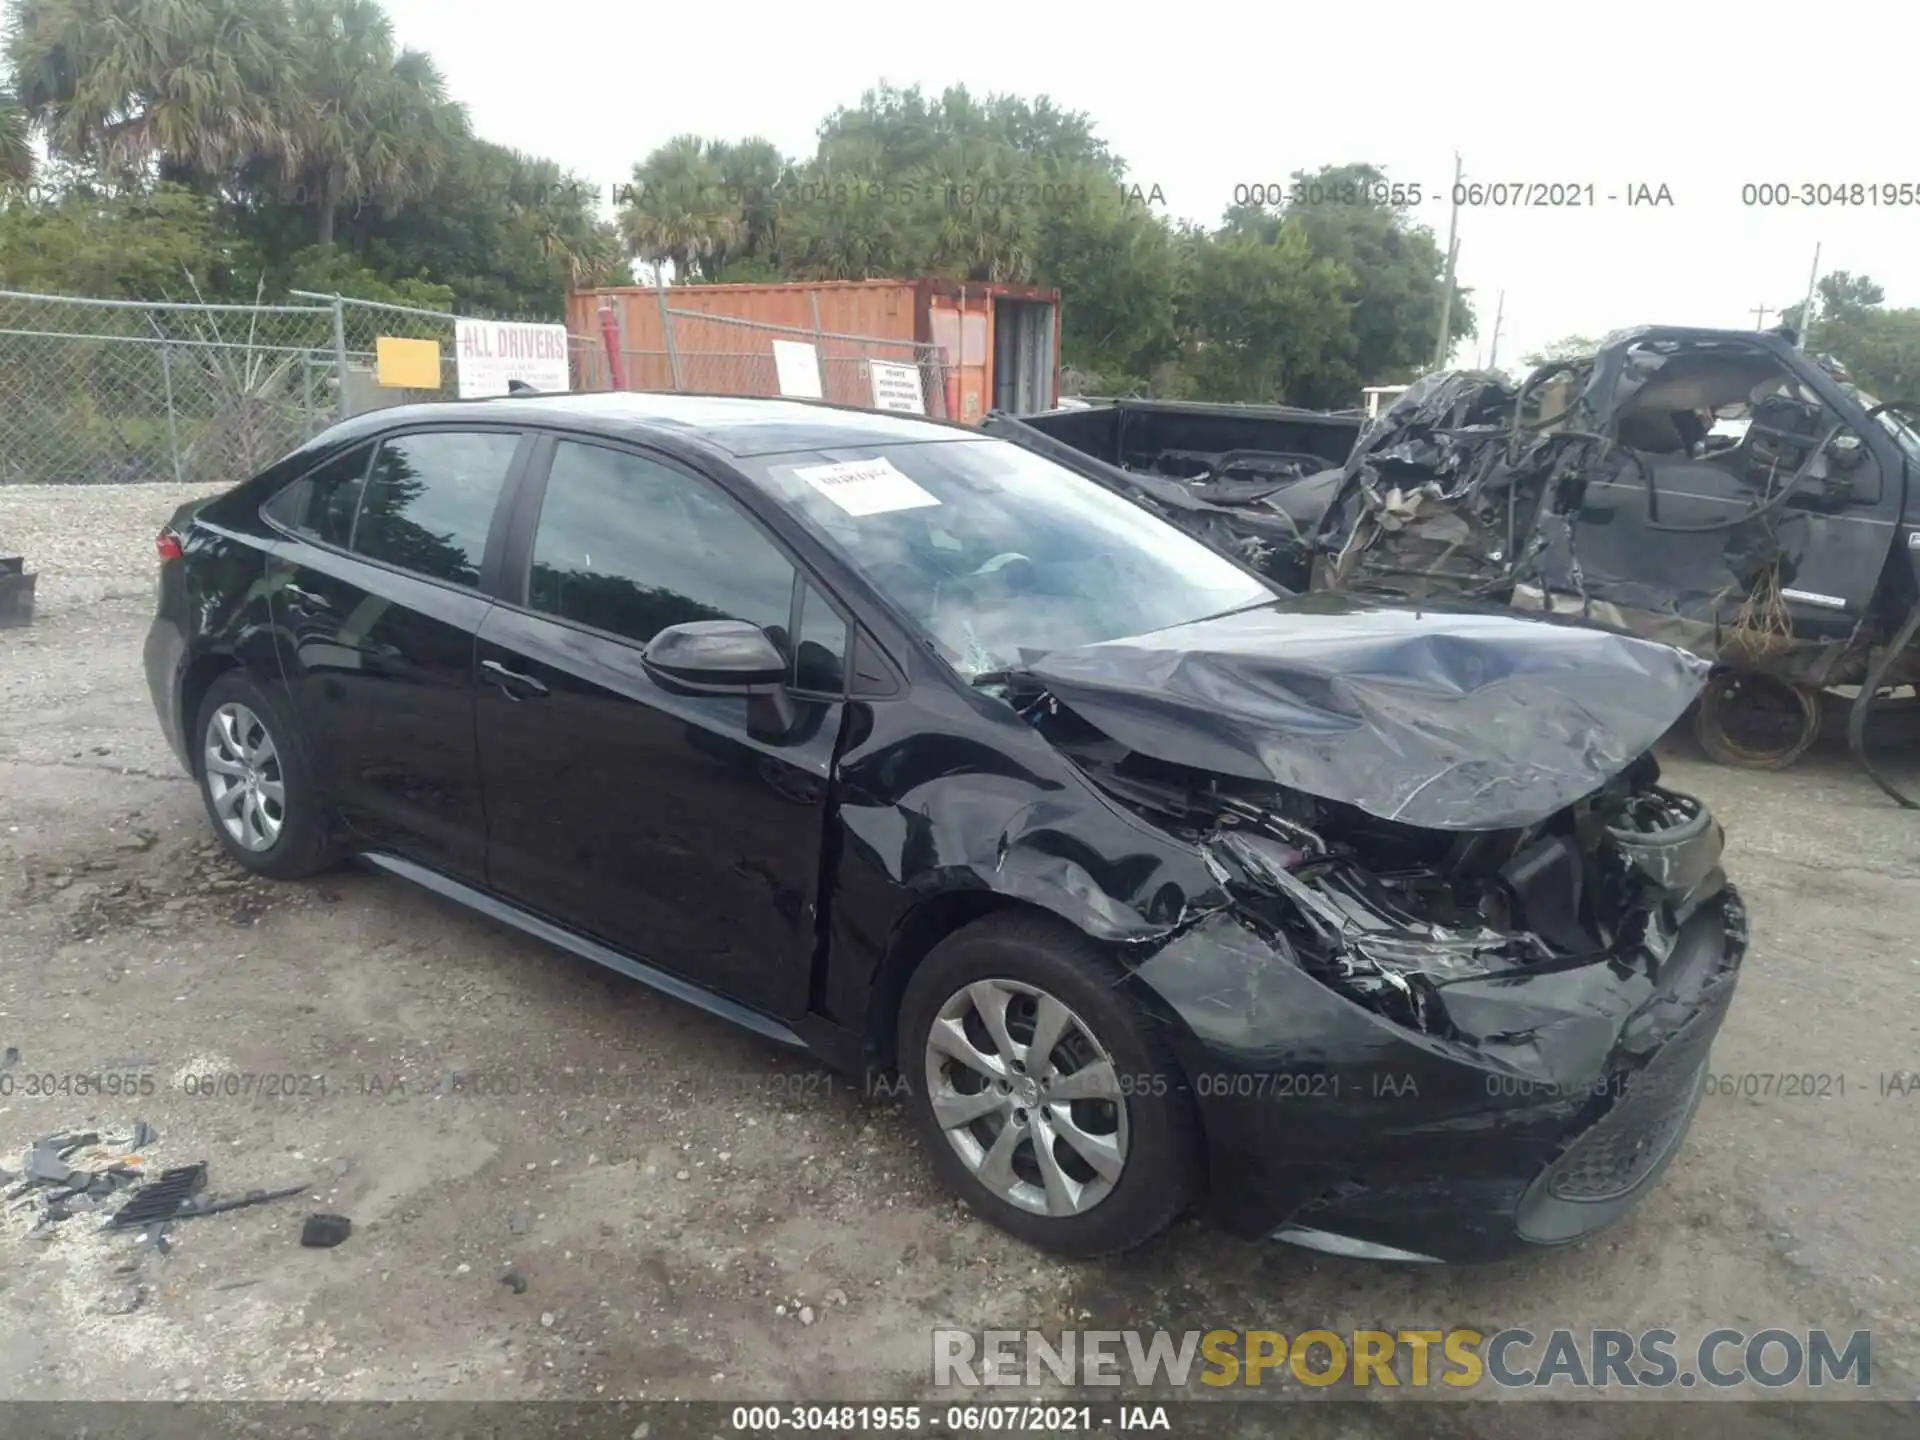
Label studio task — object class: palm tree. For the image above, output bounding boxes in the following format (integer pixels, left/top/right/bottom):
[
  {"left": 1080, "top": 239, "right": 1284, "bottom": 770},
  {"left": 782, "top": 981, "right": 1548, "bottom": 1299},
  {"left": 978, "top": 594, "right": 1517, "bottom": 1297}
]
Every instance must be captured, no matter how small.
[
  {"left": 619, "top": 135, "right": 739, "bottom": 283},
  {"left": 0, "top": 89, "right": 33, "bottom": 187},
  {"left": 915, "top": 139, "right": 1038, "bottom": 282},
  {"left": 6, "top": 0, "right": 296, "bottom": 178},
  {"left": 713, "top": 136, "right": 788, "bottom": 268},
  {"left": 283, "top": 0, "right": 462, "bottom": 249}
]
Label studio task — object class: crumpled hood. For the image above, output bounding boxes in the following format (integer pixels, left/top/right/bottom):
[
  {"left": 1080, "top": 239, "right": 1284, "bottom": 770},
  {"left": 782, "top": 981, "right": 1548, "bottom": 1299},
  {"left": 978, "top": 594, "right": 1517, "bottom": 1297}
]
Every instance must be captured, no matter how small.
[{"left": 1021, "top": 592, "right": 1711, "bottom": 830}]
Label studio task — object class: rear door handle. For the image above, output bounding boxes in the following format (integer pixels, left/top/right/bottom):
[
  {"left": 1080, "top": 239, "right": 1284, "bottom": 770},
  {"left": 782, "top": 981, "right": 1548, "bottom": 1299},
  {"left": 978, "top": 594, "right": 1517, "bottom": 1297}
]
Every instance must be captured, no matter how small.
[
  {"left": 481, "top": 658, "right": 549, "bottom": 699},
  {"left": 284, "top": 584, "right": 332, "bottom": 612}
]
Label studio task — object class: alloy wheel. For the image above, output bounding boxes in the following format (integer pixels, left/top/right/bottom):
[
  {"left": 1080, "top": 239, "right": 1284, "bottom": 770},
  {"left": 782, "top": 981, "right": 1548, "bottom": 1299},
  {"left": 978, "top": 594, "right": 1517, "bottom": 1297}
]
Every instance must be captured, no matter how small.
[
  {"left": 203, "top": 701, "right": 286, "bottom": 852},
  {"left": 922, "top": 978, "right": 1130, "bottom": 1218}
]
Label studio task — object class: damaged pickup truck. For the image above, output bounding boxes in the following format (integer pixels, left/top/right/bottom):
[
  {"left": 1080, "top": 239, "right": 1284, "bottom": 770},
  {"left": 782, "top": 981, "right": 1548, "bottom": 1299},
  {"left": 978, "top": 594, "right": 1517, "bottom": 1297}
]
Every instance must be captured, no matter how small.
[
  {"left": 149, "top": 395, "right": 1745, "bottom": 1265},
  {"left": 992, "top": 328, "right": 1920, "bottom": 799}
]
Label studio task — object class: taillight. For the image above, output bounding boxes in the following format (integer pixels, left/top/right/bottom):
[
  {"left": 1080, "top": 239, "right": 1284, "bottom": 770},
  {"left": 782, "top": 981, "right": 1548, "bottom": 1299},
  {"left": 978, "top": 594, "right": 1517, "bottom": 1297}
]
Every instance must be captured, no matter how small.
[{"left": 156, "top": 529, "right": 184, "bottom": 563}]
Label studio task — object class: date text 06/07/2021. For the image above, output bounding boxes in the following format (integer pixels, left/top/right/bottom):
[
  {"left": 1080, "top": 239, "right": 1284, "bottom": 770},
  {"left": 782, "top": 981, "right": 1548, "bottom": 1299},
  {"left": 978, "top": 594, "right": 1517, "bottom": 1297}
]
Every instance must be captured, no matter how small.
[{"left": 1231, "top": 180, "right": 1677, "bottom": 208}]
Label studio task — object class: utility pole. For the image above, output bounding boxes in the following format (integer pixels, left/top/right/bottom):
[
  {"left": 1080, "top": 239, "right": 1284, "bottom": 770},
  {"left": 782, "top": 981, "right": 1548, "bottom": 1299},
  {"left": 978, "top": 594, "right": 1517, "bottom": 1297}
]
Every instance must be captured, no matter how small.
[
  {"left": 1795, "top": 243, "right": 1821, "bottom": 349},
  {"left": 1431, "top": 152, "right": 1463, "bottom": 371},
  {"left": 1486, "top": 289, "right": 1506, "bottom": 371},
  {"left": 1750, "top": 304, "right": 1775, "bottom": 330}
]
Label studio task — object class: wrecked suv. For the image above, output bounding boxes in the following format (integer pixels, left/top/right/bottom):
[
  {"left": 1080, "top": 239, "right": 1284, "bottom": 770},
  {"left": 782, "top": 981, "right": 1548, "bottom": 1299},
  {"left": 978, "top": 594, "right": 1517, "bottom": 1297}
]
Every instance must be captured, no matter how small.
[{"left": 144, "top": 393, "right": 1746, "bottom": 1262}]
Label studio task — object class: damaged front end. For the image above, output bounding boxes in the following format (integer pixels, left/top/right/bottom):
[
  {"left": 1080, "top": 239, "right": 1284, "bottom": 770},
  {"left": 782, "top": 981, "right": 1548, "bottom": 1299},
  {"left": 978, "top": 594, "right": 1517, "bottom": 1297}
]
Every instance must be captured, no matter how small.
[{"left": 1007, "top": 602, "right": 1748, "bottom": 1260}]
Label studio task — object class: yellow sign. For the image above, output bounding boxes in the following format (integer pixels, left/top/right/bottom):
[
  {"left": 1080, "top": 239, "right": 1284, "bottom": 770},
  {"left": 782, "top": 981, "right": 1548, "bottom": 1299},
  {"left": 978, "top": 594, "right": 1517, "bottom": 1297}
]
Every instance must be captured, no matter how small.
[{"left": 375, "top": 336, "right": 443, "bottom": 389}]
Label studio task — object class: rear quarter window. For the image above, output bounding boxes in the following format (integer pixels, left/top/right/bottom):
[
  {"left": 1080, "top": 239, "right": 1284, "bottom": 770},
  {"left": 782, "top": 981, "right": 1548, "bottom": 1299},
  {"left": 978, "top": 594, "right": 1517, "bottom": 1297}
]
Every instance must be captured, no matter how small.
[{"left": 265, "top": 443, "right": 375, "bottom": 548}]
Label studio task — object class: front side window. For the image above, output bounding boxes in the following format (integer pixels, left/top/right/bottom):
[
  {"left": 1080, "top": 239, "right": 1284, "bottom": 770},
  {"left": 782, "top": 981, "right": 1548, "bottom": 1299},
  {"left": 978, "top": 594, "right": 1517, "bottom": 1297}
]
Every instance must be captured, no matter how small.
[
  {"left": 353, "top": 431, "right": 521, "bottom": 586},
  {"left": 744, "top": 439, "right": 1275, "bottom": 678},
  {"left": 527, "top": 441, "right": 795, "bottom": 648}
]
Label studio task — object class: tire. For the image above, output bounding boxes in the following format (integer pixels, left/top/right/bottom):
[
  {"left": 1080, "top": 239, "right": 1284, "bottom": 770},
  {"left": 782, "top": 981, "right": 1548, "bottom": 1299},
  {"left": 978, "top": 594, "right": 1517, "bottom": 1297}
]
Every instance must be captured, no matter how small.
[
  {"left": 1694, "top": 669, "right": 1821, "bottom": 770},
  {"left": 193, "top": 669, "right": 336, "bottom": 879},
  {"left": 897, "top": 912, "right": 1203, "bottom": 1257}
]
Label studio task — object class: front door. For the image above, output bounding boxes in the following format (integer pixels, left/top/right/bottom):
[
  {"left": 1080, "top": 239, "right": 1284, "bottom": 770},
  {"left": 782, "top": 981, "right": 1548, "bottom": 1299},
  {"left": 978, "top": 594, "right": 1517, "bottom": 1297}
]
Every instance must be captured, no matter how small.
[
  {"left": 267, "top": 427, "right": 527, "bottom": 882},
  {"left": 473, "top": 437, "right": 848, "bottom": 1018},
  {"left": 1540, "top": 342, "right": 1900, "bottom": 642}
]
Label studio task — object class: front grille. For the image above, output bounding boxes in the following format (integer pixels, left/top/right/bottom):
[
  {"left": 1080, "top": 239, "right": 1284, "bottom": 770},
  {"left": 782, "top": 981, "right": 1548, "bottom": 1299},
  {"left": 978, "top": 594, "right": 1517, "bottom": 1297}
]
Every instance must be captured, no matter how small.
[{"left": 1545, "top": 1061, "right": 1705, "bottom": 1202}]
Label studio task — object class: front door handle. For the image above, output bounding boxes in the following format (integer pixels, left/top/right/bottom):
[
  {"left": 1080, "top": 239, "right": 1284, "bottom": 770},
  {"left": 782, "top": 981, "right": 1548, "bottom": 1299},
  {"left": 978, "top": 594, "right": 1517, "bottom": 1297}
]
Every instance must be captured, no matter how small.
[{"left": 481, "top": 658, "right": 549, "bottom": 699}]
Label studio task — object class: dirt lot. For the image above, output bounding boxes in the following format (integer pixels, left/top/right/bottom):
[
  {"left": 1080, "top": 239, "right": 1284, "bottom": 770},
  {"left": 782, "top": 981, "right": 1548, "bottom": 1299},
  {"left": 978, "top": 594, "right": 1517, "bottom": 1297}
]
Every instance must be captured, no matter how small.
[{"left": 2, "top": 486, "right": 1919, "bottom": 1428}]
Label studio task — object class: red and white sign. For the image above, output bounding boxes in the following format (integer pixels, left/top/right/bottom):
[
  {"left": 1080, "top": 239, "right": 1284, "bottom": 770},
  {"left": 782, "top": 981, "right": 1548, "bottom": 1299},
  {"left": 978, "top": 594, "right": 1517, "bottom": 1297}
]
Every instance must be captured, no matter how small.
[{"left": 455, "top": 320, "right": 572, "bottom": 398}]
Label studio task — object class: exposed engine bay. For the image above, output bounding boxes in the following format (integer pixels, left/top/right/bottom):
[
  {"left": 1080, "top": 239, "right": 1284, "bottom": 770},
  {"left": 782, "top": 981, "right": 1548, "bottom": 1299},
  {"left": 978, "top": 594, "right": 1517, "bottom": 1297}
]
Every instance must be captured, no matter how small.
[{"left": 1015, "top": 677, "right": 1726, "bottom": 1039}]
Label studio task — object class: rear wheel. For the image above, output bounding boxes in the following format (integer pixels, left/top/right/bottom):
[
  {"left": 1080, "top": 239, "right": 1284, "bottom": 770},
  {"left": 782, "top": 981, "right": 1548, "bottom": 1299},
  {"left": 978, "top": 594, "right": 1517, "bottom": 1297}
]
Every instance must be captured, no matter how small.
[
  {"left": 194, "top": 670, "right": 336, "bottom": 878},
  {"left": 1694, "top": 669, "right": 1822, "bottom": 769},
  {"left": 897, "top": 913, "right": 1202, "bottom": 1257}
]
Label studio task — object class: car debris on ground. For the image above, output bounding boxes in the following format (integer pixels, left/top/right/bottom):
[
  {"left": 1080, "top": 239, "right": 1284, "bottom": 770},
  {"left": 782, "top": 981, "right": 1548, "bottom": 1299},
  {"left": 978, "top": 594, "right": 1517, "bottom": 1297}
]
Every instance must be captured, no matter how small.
[{"left": 4, "top": 1119, "right": 307, "bottom": 1242}]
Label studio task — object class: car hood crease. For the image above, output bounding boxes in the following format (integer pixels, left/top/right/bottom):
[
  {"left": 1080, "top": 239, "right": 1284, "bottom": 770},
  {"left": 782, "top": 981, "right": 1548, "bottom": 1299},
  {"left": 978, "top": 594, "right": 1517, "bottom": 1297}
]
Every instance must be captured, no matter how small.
[{"left": 1020, "top": 595, "right": 1712, "bottom": 830}]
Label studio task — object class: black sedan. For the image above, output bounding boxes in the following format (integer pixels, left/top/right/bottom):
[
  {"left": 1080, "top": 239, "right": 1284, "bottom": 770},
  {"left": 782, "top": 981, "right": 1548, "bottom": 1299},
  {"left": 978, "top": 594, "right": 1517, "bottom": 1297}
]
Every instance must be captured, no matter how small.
[{"left": 144, "top": 393, "right": 1747, "bottom": 1263}]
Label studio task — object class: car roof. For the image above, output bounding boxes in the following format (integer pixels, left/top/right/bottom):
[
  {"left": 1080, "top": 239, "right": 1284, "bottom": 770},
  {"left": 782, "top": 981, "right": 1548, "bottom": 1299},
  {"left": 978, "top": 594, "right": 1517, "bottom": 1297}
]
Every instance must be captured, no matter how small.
[{"left": 328, "top": 391, "right": 984, "bottom": 459}]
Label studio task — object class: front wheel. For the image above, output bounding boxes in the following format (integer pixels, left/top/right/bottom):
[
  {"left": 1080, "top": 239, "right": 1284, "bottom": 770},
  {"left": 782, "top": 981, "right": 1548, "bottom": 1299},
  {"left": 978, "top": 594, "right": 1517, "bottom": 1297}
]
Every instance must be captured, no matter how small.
[
  {"left": 897, "top": 913, "right": 1203, "bottom": 1257},
  {"left": 194, "top": 670, "right": 337, "bottom": 879},
  {"left": 1694, "top": 669, "right": 1822, "bottom": 769}
]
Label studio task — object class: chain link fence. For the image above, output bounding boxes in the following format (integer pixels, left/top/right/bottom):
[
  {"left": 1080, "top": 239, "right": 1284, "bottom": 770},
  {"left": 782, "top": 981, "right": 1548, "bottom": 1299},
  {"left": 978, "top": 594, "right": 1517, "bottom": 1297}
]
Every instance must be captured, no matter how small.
[
  {"left": 0, "top": 289, "right": 343, "bottom": 487},
  {"left": 1, "top": 285, "right": 954, "bottom": 490},
  {"left": 0, "top": 289, "right": 564, "bottom": 488}
]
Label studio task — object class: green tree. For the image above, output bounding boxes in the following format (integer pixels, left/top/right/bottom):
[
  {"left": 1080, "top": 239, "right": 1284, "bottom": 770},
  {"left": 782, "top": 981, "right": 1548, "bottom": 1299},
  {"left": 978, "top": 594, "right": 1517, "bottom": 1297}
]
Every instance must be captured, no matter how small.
[
  {"left": 619, "top": 134, "right": 740, "bottom": 282},
  {"left": 1033, "top": 179, "right": 1181, "bottom": 392},
  {"left": 1175, "top": 224, "right": 1353, "bottom": 403},
  {"left": 282, "top": 0, "right": 462, "bottom": 249},
  {"left": 1275, "top": 163, "right": 1471, "bottom": 400},
  {"left": 0, "top": 179, "right": 229, "bottom": 295},
  {"left": 709, "top": 136, "right": 787, "bottom": 273},
  {"left": 0, "top": 87, "right": 32, "bottom": 186},
  {"left": 1779, "top": 273, "right": 1920, "bottom": 403},
  {"left": 1782, "top": 270, "right": 1886, "bottom": 334},
  {"left": 6, "top": 0, "right": 296, "bottom": 179}
]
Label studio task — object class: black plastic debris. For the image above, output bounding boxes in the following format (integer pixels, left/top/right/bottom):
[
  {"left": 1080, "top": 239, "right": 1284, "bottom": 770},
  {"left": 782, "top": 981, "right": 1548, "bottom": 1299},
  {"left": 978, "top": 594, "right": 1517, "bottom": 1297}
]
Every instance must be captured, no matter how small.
[
  {"left": 175, "top": 1183, "right": 308, "bottom": 1220},
  {"left": 129, "top": 1119, "right": 158, "bottom": 1149},
  {"left": 110, "top": 1163, "right": 208, "bottom": 1228},
  {"left": 301, "top": 1213, "right": 352, "bottom": 1248}
]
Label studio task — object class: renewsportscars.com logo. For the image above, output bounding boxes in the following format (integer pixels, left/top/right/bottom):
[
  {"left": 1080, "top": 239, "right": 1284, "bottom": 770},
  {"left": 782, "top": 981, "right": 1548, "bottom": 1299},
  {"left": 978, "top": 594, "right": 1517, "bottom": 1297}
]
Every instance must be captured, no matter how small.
[{"left": 932, "top": 1327, "right": 1873, "bottom": 1390}]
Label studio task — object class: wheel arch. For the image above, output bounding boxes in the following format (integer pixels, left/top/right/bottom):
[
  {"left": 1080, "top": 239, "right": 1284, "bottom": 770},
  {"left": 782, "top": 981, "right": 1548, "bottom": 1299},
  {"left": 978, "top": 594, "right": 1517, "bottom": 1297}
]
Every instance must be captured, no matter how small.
[
  {"left": 863, "top": 890, "right": 1071, "bottom": 1075},
  {"left": 181, "top": 645, "right": 298, "bottom": 778}
]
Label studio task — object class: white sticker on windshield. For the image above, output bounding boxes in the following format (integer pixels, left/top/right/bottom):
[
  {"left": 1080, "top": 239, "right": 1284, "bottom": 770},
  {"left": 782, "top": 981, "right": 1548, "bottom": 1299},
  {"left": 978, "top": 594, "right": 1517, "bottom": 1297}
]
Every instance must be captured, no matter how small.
[{"left": 794, "top": 458, "right": 941, "bottom": 517}]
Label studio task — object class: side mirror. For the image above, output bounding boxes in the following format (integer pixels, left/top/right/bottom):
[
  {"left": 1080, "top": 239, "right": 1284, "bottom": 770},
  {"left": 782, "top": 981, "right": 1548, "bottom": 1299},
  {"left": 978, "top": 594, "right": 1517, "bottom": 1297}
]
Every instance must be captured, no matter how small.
[{"left": 642, "top": 620, "right": 788, "bottom": 689}]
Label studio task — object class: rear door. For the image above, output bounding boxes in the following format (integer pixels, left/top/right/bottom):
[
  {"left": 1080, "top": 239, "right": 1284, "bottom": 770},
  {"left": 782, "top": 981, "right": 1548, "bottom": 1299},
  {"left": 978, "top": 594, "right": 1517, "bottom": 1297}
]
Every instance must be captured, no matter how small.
[
  {"left": 472, "top": 436, "right": 850, "bottom": 1018},
  {"left": 266, "top": 426, "right": 529, "bottom": 882}
]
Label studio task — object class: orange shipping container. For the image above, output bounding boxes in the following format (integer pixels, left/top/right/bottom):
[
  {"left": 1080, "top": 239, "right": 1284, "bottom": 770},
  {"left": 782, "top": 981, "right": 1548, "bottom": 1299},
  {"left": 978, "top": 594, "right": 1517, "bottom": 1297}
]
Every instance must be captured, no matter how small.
[{"left": 566, "top": 279, "right": 1060, "bottom": 422}]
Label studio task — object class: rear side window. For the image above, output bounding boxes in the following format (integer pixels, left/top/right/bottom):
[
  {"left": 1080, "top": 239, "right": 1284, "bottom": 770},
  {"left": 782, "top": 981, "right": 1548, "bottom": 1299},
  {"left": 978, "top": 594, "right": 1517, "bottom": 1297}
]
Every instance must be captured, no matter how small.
[
  {"left": 353, "top": 431, "right": 520, "bottom": 587},
  {"left": 268, "top": 443, "right": 373, "bottom": 548},
  {"left": 527, "top": 440, "right": 795, "bottom": 647}
]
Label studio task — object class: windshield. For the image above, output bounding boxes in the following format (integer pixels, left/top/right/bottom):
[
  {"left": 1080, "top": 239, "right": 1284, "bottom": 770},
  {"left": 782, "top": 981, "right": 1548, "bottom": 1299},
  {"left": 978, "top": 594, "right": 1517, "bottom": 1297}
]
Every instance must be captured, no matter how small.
[{"left": 745, "top": 438, "right": 1276, "bottom": 678}]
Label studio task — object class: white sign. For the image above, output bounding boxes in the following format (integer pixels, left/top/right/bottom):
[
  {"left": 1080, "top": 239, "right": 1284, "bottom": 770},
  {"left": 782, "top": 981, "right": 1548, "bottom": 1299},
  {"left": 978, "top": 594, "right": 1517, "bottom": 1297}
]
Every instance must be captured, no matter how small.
[
  {"left": 867, "top": 361, "right": 926, "bottom": 414},
  {"left": 455, "top": 320, "right": 571, "bottom": 398},
  {"left": 794, "top": 458, "right": 941, "bottom": 517},
  {"left": 771, "top": 339, "right": 824, "bottom": 399}
]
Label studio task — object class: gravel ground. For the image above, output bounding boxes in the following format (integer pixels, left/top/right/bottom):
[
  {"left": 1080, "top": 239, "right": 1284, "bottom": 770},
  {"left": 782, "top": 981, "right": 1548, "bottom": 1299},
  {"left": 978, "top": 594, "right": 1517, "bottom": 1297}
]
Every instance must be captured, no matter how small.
[
  {"left": 0, "top": 483, "right": 214, "bottom": 614},
  {"left": 2, "top": 485, "right": 1918, "bottom": 1431}
]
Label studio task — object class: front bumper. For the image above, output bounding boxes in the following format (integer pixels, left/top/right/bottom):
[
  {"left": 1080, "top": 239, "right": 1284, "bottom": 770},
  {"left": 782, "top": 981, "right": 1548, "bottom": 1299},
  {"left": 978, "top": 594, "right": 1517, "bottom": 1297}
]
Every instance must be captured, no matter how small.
[{"left": 1136, "top": 885, "right": 1747, "bottom": 1264}]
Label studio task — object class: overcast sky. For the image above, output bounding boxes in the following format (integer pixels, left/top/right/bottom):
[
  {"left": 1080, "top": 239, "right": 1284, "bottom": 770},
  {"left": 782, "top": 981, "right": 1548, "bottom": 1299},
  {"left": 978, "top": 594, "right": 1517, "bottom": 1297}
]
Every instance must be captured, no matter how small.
[{"left": 386, "top": 0, "right": 1915, "bottom": 375}]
